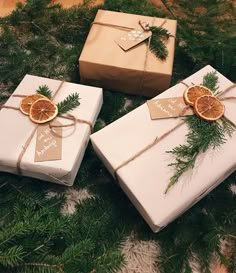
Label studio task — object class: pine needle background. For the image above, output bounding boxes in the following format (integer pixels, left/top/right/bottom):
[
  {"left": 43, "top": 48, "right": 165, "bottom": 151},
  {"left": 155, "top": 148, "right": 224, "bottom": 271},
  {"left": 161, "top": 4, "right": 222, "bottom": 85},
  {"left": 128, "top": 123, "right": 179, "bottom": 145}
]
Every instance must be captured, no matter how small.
[{"left": 0, "top": 1, "right": 236, "bottom": 273}]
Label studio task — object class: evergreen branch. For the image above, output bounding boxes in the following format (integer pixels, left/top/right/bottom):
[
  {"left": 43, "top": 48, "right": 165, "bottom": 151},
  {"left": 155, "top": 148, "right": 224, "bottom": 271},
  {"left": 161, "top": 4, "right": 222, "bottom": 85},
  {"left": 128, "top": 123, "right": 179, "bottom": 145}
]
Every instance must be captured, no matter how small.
[
  {"left": 36, "top": 85, "right": 52, "bottom": 99},
  {"left": 60, "top": 240, "right": 94, "bottom": 264},
  {"left": 165, "top": 154, "right": 197, "bottom": 194},
  {"left": 18, "top": 262, "right": 63, "bottom": 273},
  {"left": 0, "top": 246, "right": 25, "bottom": 267},
  {"left": 165, "top": 73, "right": 235, "bottom": 193},
  {"left": 149, "top": 36, "right": 168, "bottom": 60},
  {"left": 57, "top": 93, "right": 80, "bottom": 115},
  {"left": 10, "top": 183, "right": 43, "bottom": 207},
  {"left": 145, "top": 26, "right": 170, "bottom": 60},
  {"left": 202, "top": 71, "right": 219, "bottom": 94},
  {"left": 0, "top": 221, "right": 29, "bottom": 247}
]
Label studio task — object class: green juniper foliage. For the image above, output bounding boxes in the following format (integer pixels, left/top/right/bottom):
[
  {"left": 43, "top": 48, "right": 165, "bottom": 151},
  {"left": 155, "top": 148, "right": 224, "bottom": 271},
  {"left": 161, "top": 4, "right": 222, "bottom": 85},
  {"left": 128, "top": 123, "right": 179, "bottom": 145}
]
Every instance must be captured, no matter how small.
[
  {"left": 0, "top": 1, "right": 236, "bottom": 273},
  {"left": 165, "top": 72, "right": 235, "bottom": 193}
]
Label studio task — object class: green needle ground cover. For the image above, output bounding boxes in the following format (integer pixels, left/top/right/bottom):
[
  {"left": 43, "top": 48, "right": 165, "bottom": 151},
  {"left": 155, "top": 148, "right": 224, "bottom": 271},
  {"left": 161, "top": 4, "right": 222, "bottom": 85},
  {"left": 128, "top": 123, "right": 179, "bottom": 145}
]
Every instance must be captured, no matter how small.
[{"left": 0, "top": 1, "right": 235, "bottom": 273}]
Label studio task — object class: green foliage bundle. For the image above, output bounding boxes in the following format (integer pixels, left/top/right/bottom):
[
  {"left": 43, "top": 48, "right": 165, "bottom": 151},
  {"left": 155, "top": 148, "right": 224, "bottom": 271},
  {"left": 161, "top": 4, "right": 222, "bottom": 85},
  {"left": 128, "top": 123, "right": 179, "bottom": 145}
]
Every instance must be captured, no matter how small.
[
  {"left": 0, "top": 0, "right": 236, "bottom": 273},
  {"left": 165, "top": 72, "right": 235, "bottom": 193}
]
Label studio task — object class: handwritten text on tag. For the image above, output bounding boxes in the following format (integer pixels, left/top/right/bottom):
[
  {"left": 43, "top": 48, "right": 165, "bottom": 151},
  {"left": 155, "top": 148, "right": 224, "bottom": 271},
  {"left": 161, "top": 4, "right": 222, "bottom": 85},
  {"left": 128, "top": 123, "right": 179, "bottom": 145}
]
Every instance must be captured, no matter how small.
[
  {"left": 34, "top": 120, "right": 62, "bottom": 162},
  {"left": 147, "top": 97, "right": 193, "bottom": 120},
  {"left": 115, "top": 29, "right": 152, "bottom": 51}
]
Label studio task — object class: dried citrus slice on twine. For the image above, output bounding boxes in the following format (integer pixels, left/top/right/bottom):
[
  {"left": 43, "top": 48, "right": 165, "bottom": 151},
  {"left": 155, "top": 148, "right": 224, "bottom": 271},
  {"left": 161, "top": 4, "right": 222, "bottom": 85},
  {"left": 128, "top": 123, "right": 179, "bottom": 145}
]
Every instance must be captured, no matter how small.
[
  {"left": 183, "top": 85, "right": 213, "bottom": 106},
  {"left": 19, "top": 94, "right": 46, "bottom": 115},
  {"left": 29, "top": 98, "right": 58, "bottom": 124},
  {"left": 194, "top": 95, "right": 225, "bottom": 121}
]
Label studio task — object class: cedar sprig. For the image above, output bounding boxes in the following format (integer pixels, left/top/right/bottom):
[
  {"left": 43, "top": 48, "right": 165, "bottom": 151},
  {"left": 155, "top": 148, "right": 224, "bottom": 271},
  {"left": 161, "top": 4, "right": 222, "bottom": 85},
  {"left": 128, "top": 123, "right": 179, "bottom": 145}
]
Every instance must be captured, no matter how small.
[
  {"left": 147, "top": 26, "right": 170, "bottom": 60},
  {"left": 36, "top": 85, "right": 52, "bottom": 99},
  {"left": 202, "top": 71, "right": 219, "bottom": 94},
  {"left": 165, "top": 73, "right": 235, "bottom": 193},
  {"left": 57, "top": 93, "right": 80, "bottom": 115}
]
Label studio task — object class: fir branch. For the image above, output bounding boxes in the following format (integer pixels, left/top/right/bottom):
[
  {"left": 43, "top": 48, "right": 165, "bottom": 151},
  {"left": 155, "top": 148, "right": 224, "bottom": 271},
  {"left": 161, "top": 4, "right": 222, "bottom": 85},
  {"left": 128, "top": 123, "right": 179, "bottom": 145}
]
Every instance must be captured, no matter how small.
[
  {"left": 0, "top": 246, "right": 25, "bottom": 267},
  {"left": 146, "top": 26, "right": 170, "bottom": 60},
  {"left": 57, "top": 93, "right": 80, "bottom": 115},
  {"left": 18, "top": 262, "right": 62, "bottom": 273},
  {"left": 149, "top": 36, "right": 168, "bottom": 60},
  {"left": 0, "top": 222, "right": 29, "bottom": 247},
  {"left": 36, "top": 85, "right": 52, "bottom": 99}
]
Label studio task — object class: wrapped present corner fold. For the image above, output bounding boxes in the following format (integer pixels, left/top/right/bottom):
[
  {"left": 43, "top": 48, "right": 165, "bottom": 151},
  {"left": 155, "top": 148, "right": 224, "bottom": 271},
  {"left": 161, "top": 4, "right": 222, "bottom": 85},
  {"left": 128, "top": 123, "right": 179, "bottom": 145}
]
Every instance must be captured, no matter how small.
[
  {"left": 79, "top": 9, "right": 177, "bottom": 97},
  {"left": 0, "top": 75, "right": 103, "bottom": 186},
  {"left": 90, "top": 65, "right": 236, "bottom": 232}
]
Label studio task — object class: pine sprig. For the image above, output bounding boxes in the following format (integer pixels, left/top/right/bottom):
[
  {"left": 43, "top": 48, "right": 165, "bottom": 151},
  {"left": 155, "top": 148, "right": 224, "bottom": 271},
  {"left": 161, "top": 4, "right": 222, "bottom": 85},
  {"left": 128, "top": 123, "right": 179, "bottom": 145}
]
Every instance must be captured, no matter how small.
[
  {"left": 36, "top": 85, "right": 52, "bottom": 99},
  {"left": 57, "top": 93, "right": 80, "bottom": 115},
  {"left": 147, "top": 26, "right": 170, "bottom": 60},
  {"left": 165, "top": 73, "right": 235, "bottom": 193}
]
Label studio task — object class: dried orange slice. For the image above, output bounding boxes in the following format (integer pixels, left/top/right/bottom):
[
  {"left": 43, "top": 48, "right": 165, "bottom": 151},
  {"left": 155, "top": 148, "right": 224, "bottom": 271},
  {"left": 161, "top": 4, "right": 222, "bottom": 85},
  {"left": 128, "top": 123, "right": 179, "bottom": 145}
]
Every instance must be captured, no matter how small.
[
  {"left": 19, "top": 94, "right": 46, "bottom": 115},
  {"left": 29, "top": 98, "right": 58, "bottom": 124},
  {"left": 183, "top": 85, "right": 213, "bottom": 106},
  {"left": 194, "top": 95, "right": 224, "bottom": 121}
]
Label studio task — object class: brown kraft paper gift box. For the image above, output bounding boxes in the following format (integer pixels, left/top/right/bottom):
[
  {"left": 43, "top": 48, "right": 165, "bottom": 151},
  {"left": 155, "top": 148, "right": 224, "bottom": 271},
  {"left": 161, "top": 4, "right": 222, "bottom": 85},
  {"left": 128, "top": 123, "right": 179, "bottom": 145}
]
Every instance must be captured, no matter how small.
[{"left": 79, "top": 9, "right": 177, "bottom": 97}]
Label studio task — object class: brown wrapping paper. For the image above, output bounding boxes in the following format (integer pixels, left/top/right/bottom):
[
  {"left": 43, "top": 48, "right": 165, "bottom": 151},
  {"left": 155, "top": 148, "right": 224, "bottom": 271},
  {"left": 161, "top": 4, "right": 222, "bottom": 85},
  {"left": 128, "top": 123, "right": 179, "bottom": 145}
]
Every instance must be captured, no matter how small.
[
  {"left": 90, "top": 65, "right": 236, "bottom": 232},
  {"left": 79, "top": 10, "right": 177, "bottom": 97},
  {"left": 0, "top": 75, "right": 103, "bottom": 186}
]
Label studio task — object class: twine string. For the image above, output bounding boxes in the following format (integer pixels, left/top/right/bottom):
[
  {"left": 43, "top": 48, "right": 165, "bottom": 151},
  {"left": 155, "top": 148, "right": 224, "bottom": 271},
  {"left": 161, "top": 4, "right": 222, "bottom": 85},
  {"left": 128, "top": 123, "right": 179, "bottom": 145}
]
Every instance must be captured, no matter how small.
[
  {"left": 50, "top": 114, "right": 93, "bottom": 133},
  {"left": 114, "top": 120, "right": 184, "bottom": 179},
  {"left": 91, "top": 21, "right": 134, "bottom": 31}
]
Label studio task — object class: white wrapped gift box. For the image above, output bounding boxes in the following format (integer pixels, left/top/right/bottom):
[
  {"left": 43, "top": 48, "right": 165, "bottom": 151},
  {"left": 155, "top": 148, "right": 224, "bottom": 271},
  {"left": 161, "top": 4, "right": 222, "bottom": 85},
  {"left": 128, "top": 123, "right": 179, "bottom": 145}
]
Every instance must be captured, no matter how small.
[
  {"left": 0, "top": 75, "right": 103, "bottom": 186},
  {"left": 90, "top": 65, "right": 236, "bottom": 232}
]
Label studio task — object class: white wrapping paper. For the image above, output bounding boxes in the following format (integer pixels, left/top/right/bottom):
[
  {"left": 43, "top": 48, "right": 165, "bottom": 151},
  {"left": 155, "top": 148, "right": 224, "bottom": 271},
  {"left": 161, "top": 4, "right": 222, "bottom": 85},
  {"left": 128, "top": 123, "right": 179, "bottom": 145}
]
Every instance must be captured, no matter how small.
[
  {"left": 0, "top": 75, "right": 103, "bottom": 186},
  {"left": 90, "top": 65, "right": 236, "bottom": 232}
]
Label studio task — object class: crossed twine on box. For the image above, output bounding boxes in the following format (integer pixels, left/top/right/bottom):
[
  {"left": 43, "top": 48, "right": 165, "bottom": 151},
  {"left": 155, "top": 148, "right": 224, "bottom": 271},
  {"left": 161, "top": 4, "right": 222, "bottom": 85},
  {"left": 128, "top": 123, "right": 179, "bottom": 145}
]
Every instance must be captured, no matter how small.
[{"left": 0, "top": 80, "right": 93, "bottom": 179}]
